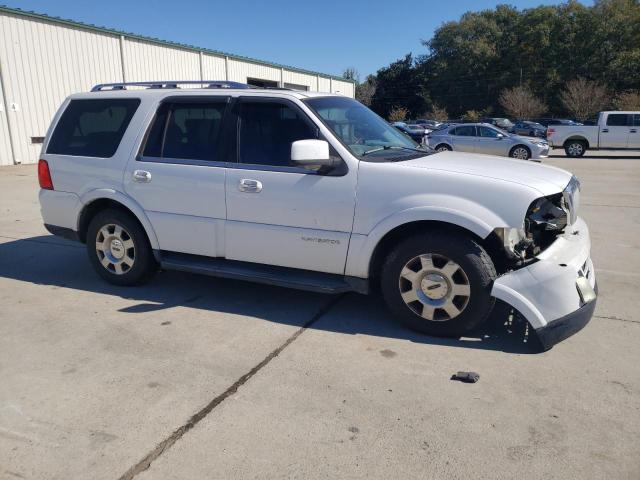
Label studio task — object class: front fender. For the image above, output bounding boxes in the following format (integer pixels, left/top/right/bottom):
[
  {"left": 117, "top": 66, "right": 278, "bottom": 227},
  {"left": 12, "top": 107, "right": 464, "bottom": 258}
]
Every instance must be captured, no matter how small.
[
  {"left": 345, "top": 205, "right": 499, "bottom": 278},
  {"left": 78, "top": 188, "right": 160, "bottom": 251}
]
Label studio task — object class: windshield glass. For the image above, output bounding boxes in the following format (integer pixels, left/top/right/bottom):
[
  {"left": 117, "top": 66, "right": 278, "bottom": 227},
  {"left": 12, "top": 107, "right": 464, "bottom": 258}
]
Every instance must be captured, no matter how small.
[{"left": 304, "top": 96, "right": 422, "bottom": 159}]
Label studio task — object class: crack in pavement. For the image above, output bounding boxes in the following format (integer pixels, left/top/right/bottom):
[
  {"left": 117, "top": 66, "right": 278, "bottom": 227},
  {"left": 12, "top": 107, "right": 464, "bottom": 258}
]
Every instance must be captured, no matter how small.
[
  {"left": 117, "top": 293, "right": 346, "bottom": 480},
  {"left": 595, "top": 314, "right": 640, "bottom": 324}
]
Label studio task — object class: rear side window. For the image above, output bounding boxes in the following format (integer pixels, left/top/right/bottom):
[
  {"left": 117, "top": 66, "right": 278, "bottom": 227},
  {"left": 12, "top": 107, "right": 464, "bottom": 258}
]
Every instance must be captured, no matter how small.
[
  {"left": 47, "top": 99, "right": 140, "bottom": 157},
  {"left": 143, "top": 100, "right": 228, "bottom": 161},
  {"left": 452, "top": 126, "right": 476, "bottom": 136},
  {"left": 633, "top": 114, "right": 640, "bottom": 127},
  {"left": 606, "top": 114, "right": 630, "bottom": 126}
]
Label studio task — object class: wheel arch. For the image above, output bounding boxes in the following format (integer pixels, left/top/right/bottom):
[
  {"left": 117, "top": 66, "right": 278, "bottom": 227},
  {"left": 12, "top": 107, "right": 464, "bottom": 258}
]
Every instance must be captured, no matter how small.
[
  {"left": 366, "top": 220, "right": 508, "bottom": 286},
  {"left": 77, "top": 190, "right": 160, "bottom": 252},
  {"left": 563, "top": 136, "right": 589, "bottom": 149},
  {"left": 345, "top": 205, "right": 511, "bottom": 281}
]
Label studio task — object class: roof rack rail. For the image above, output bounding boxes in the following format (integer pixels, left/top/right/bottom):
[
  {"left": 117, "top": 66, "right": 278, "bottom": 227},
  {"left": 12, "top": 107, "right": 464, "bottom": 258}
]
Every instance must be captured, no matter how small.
[{"left": 91, "top": 80, "right": 251, "bottom": 92}]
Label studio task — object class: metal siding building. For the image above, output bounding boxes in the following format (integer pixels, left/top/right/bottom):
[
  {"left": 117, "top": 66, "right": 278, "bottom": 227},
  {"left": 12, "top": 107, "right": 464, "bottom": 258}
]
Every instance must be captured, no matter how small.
[{"left": 0, "top": 6, "right": 355, "bottom": 166}]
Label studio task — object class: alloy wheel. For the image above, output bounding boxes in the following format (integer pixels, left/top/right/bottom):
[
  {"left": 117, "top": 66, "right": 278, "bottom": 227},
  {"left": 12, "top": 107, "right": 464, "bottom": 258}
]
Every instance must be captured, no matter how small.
[
  {"left": 398, "top": 253, "right": 471, "bottom": 321},
  {"left": 95, "top": 223, "right": 135, "bottom": 275},
  {"left": 511, "top": 147, "right": 529, "bottom": 159}
]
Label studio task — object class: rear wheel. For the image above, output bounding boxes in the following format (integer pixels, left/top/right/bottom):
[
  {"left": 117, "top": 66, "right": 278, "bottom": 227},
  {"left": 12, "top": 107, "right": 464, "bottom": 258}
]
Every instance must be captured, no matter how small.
[
  {"left": 509, "top": 145, "right": 531, "bottom": 160},
  {"left": 564, "top": 140, "right": 586, "bottom": 157},
  {"left": 86, "top": 209, "right": 157, "bottom": 286},
  {"left": 380, "top": 231, "right": 497, "bottom": 337}
]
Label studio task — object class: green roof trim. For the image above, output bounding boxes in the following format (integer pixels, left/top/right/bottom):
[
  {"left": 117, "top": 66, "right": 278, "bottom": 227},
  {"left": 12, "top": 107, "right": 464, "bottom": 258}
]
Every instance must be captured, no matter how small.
[{"left": 0, "top": 4, "right": 355, "bottom": 84}]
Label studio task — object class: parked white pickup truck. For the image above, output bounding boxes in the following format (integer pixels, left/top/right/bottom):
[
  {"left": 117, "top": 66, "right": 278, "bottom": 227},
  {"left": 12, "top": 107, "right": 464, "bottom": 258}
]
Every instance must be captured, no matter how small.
[{"left": 547, "top": 111, "right": 640, "bottom": 157}]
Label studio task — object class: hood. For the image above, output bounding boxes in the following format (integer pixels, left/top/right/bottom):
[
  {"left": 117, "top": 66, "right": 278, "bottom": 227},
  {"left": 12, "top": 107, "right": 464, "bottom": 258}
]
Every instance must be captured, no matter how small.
[{"left": 401, "top": 151, "right": 572, "bottom": 196}]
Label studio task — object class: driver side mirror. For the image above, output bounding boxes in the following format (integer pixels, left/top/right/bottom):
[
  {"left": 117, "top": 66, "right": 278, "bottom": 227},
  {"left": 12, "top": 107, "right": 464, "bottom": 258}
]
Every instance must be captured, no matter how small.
[
  {"left": 291, "top": 140, "right": 338, "bottom": 170},
  {"left": 496, "top": 133, "right": 504, "bottom": 139}
]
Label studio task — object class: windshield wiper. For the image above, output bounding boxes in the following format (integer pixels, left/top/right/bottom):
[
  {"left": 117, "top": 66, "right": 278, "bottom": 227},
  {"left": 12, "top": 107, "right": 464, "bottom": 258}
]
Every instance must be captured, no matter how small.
[{"left": 361, "top": 145, "right": 429, "bottom": 156}]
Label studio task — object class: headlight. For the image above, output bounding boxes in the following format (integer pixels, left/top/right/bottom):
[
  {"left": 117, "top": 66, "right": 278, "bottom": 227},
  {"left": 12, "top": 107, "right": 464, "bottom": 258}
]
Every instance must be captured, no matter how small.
[{"left": 562, "top": 176, "right": 580, "bottom": 225}]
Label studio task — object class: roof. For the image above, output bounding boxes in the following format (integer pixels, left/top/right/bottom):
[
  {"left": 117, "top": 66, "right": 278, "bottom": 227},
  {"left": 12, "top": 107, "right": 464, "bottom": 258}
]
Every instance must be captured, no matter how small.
[{"left": 0, "top": 4, "right": 355, "bottom": 84}]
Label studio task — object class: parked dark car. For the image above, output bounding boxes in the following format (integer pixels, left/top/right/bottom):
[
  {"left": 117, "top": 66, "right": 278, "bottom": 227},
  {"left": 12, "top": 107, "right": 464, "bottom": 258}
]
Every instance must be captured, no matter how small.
[
  {"left": 532, "top": 118, "right": 579, "bottom": 127},
  {"left": 481, "top": 117, "right": 515, "bottom": 132},
  {"left": 412, "top": 119, "right": 442, "bottom": 129},
  {"left": 391, "top": 122, "right": 426, "bottom": 143},
  {"left": 513, "top": 121, "right": 547, "bottom": 138}
]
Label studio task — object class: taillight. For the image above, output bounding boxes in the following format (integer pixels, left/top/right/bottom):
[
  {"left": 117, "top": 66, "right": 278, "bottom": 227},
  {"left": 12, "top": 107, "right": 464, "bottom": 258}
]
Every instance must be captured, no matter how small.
[
  {"left": 547, "top": 128, "right": 555, "bottom": 136},
  {"left": 38, "top": 159, "right": 54, "bottom": 190}
]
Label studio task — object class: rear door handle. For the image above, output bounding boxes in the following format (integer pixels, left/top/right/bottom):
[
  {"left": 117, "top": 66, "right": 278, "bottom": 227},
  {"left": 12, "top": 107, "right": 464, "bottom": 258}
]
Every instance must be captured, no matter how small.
[
  {"left": 601, "top": 129, "right": 609, "bottom": 133},
  {"left": 630, "top": 129, "right": 638, "bottom": 133},
  {"left": 238, "top": 178, "right": 262, "bottom": 193},
  {"left": 132, "top": 170, "right": 152, "bottom": 183}
]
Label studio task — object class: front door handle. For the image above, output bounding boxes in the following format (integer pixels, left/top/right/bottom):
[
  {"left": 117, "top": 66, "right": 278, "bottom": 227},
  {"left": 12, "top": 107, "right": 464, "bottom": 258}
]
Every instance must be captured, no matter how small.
[
  {"left": 630, "top": 129, "right": 638, "bottom": 133},
  {"left": 601, "top": 128, "right": 609, "bottom": 133},
  {"left": 132, "top": 170, "right": 152, "bottom": 183},
  {"left": 238, "top": 178, "right": 262, "bottom": 193}
]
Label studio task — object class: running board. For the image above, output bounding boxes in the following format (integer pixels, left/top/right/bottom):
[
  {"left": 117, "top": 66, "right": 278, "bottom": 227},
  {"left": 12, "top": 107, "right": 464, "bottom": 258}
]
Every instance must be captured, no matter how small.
[{"left": 159, "top": 252, "right": 368, "bottom": 294}]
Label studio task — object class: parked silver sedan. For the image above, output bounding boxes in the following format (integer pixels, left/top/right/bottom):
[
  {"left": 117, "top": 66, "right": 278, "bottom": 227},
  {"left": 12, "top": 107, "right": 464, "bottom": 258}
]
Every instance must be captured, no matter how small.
[{"left": 426, "top": 123, "right": 549, "bottom": 161}]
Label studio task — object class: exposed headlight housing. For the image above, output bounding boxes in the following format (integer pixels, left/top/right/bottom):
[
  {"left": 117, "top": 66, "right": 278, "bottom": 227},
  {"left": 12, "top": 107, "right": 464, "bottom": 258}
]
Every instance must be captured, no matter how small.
[{"left": 562, "top": 175, "right": 580, "bottom": 225}]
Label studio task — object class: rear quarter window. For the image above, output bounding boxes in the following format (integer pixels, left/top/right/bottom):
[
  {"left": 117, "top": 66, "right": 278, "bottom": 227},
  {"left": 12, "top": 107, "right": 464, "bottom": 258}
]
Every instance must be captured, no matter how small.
[{"left": 47, "top": 99, "right": 140, "bottom": 157}]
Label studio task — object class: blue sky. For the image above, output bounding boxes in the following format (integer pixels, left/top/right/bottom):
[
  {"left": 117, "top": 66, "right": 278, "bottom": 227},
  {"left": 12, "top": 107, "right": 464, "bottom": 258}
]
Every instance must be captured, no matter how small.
[{"left": 6, "top": 0, "right": 591, "bottom": 78}]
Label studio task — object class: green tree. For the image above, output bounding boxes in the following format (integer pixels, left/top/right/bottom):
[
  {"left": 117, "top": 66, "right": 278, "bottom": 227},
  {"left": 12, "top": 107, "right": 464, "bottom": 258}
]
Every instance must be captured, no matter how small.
[{"left": 370, "top": 54, "right": 429, "bottom": 119}]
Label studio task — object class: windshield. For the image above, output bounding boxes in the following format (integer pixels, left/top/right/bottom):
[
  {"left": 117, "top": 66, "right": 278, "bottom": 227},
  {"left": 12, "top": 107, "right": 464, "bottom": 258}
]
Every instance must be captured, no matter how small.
[{"left": 304, "top": 96, "right": 422, "bottom": 159}]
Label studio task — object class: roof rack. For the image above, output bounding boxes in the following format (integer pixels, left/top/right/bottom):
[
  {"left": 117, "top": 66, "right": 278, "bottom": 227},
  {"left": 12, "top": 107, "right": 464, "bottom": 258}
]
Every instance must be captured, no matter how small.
[{"left": 91, "top": 80, "right": 251, "bottom": 92}]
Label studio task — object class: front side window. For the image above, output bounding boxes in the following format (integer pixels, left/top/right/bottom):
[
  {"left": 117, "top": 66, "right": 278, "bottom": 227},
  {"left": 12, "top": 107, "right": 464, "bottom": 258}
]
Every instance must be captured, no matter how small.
[
  {"left": 303, "top": 96, "right": 419, "bottom": 160},
  {"left": 453, "top": 126, "right": 476, "bottom": 136},
  {"left": 478, "top": 126, "right": 500, "bottom": 138},
  {"left": 47, "top": 98, "right": 140, "bottom": 157},
  {"left": 606, "top": 114, "right": 630, "bottom": 127},
  {"left": 143, "top": 100, "right": 227, "bottom": 161},
  {"left": 238, "top": 100, "right": 317, "bottom": 167},
  {"left": 634, "top": 114, "right": 640, "bottom": 127}
]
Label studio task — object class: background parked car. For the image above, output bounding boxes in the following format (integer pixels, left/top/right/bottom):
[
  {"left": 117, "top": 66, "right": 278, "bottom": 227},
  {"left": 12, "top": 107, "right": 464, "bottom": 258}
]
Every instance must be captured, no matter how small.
[
  {"left": 412, "top": 119, "right": 442, "bottom": 129},
  {"left": 481, "top": 117, "right": 515, "bottom": 132},
  {"left": 426, "top": 123, "right": 549, "bottom": 160},
  {"left": 512, "top": 121, "right": 547, "bottom": 138},
  {"left": 392, "top": 122, "right": 427, "bottom": 144},
  {"left": 532, "top": 118, "right": 579, "bottom": 127}
]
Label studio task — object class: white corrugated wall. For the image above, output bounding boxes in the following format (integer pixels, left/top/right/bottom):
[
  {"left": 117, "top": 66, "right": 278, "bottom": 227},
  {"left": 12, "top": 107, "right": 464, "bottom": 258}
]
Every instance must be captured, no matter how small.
[
  {"left": 0, "top": 13, "right": 123, "bottom": 165},
  {"left": 0, "top": 9, "right": 355, "bottom": 165}
]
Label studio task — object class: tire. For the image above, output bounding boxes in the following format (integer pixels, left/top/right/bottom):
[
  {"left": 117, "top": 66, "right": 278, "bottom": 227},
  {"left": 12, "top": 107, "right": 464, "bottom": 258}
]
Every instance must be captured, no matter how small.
[
  {"left": 86, "top": 209, "right": 157, "bottom": 286},
  {"left": 435, "top": 144, "right": 452, "bottom": 152},
  {"left": 380, "top": 230, "right": 497, "bottom": 337},
  {"left": 509, "top": 145, "right": 531, "bottom": 160},
  {"left": 564, "top": 140, "right": 586, "bottom": 157}
]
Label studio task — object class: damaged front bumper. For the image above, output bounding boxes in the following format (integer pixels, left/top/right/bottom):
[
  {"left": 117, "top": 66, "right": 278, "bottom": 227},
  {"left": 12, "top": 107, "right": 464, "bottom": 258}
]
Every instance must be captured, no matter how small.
[{"left": 491, "top": 217, "right": 596, "bottom": 349}]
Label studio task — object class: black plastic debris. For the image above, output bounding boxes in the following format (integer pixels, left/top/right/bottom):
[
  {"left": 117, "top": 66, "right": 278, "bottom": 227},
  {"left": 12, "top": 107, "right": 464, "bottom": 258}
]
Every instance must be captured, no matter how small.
[{"left": 451, "top": 371, "right": 480, "bottom": 383}]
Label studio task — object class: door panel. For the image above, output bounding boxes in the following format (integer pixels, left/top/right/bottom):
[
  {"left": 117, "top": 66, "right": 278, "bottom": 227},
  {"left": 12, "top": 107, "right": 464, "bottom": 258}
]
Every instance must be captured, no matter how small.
[
  {"left": 450, "top": 125, "right": 476, "bottom": 152},
  {"left": 600, "top": 114, "right": 630, "bottom": 148},
  {"left": 125, "top": 162, "right": 226, "bottom": 257},
  {"left": 476, "top": 126, "right": 508, "bottom": 155},
  {"left": 225, "top": 167, "right": 356, "bottom": 274},
  {"left": 124, "top": 97, "right": 230, "bottom": 257},
  {"left": 224, "top": 97, "right": 357, "bottom": 275}
]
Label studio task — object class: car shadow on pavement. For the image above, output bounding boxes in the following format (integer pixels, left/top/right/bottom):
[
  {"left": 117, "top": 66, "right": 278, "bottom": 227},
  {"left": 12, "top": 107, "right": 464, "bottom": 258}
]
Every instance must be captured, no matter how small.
[{"left": 0, "top": 235, "right": 541, "bottom": 354}]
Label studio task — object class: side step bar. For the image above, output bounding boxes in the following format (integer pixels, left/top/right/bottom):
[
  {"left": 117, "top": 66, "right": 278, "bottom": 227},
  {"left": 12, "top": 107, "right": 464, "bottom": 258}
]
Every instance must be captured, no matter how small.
[{"left": 159, "top": 252, "right": 368, "bottom": 295}]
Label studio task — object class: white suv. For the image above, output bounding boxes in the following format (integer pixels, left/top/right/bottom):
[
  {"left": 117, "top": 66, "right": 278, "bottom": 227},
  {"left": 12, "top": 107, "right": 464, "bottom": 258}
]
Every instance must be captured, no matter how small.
[{"left": 38, "top": 81, "right": 597, "bottom": 349}]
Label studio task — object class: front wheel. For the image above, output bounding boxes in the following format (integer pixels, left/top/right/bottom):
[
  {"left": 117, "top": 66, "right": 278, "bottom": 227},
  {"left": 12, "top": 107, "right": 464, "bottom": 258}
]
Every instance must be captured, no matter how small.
[
  {"left": 510, "top": 145, "right": 531, "bottom": 160},
  {"left": 380, "top": 231, "right": 497, "bottom": 337},
  {"left": 564, "top": 140, "right": 586, "bottom": 157},
  {"left": 435, "top": 144, "right": 452, "bottom": 152}
]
